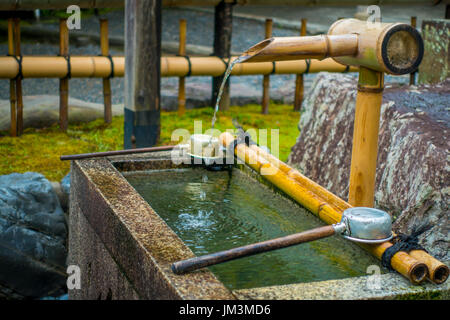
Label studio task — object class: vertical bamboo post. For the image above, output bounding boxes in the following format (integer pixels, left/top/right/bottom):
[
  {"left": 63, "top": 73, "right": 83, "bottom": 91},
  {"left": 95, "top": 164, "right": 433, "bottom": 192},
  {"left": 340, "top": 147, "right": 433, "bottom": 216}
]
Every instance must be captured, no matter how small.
[
  {"left": 409, "top": 16, "right": 417, "bottom": 86},
  {"left": 348, "top": 67, "right": 384, "bottom": 207},
  {"left": 261, "top": 18, "right": 273, "bottom": 114},
  {"left": 13, "top": 18, "right": 23, "bottom": 136},
  {"left": 178, "top": 19, "right": 187, "bottom": 116},
  {"left": 100, "top": 19, "right": 112, "bottom": 124},
  {"left": 212, "top": 0, "right": 233, "bottom": 111},
  {"left": 8, "top": 19, "right": 17, "bottom": 137},
  {"left": 293, "top": 18, "right": 307, "bottom": 111},
  {"left": 59, "top": 18, "right": 69, "bottom": 131}
]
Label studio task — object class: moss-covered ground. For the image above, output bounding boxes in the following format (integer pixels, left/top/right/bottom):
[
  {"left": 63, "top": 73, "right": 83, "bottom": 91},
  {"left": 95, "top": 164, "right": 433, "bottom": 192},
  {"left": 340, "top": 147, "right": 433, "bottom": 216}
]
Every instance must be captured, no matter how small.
[{"left": 0, "top": 104, "right": 300, "bottom": 181}]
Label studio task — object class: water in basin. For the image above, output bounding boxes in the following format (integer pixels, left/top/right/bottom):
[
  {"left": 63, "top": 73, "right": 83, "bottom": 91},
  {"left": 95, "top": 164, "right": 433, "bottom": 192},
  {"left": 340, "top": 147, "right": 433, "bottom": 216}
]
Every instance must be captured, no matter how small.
[{"left": 124, "top": 167, "right": 382, "bottom": 290}]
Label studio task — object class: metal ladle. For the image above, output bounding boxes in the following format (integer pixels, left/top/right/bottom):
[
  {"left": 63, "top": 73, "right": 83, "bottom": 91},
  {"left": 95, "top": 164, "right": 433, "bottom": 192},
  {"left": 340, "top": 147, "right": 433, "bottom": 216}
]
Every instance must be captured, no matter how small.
[{"left": 172, "top": 207, "right": 393, "bottom": 274}]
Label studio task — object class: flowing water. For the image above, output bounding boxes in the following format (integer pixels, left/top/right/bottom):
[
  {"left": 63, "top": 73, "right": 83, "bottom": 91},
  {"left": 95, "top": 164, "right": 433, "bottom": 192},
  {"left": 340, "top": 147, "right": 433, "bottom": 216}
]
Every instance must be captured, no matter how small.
[
  {"left": 124, "top": 168, "right": 383, "bottom": 290},
  {"left": 211, "top": 57, "right": 245, "bottom": 129}
]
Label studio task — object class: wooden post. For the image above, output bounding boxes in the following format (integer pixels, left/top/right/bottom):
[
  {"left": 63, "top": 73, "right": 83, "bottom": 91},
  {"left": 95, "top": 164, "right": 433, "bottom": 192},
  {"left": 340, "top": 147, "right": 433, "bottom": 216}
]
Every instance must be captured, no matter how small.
[
  {"left": 100, "top": 19, "right": 112, "bottom": 124},
  {"left": 261, "top": 18, "right": 272, "bottom": 115},
  {"left": 348, "top": 67, "right": 384, "bottom": 207},
  {"left": 7, "top": 19, "right": 17, "bottom": 137},
  {"left": 124, "top": 0, "right": 162, "bottom": 149},
  {"left": 59, "top": 18, "right": 69, "bottom": 131},
  {"left": 211, "top": 0, "right": 234, "bottom": 111},
  {"left": 178, "top": 19, "right": 187, "bottom": 116},
  {"left": 409, "top": 16, "right": 417, "bottom": 86},
  {"left": 14, "top": 18, "right": 23, "bottom": 135},
  {"left": 293, "top": 18, "right": 307, "bottom": 111}
]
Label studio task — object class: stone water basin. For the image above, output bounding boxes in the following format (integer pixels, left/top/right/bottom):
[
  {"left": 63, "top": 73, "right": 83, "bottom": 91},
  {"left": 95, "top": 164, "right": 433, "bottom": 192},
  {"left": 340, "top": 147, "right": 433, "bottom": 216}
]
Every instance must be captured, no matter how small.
[{"left": 68, "top": 151, "right": 449, "bottom": 299}]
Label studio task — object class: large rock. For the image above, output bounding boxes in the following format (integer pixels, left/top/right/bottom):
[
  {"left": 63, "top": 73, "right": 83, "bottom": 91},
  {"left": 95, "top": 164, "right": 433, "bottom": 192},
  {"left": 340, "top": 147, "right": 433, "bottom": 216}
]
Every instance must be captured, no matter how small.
[
  {"left": 288, "top": 73, "right": 449, "bottom": 260},
  {"left": 418, "top": 19, "right": 450, "bottom": 85},
  {"left": 0, "top": 172, "right": 67, "bottom": 299}
]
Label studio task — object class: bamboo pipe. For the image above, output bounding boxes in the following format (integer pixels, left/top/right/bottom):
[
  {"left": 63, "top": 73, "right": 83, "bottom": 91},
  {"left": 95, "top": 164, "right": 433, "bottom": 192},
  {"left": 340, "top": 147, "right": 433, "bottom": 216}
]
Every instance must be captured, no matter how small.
[
  {"left": 240, "top": 34, "right": 359, "bottom": 63},
  {"left": 293, "top": 18, "right": 307, "bottom": 112},
  {"left": 328, "top": 19, "right": 423, "bottom": 75},
  {"left": 246, "top": 135, "right": 448, "bottom": 285},
  {"left": 241, "top": 19, "right": 423, "bottom": 76},
  {"left": 0, "top": 56, "right": 356, "bottom": 79},
  {"left": 59, "top": 18, "right": 69, "bottom": 132},
  {"left": 409, "top": 16, "right": 417, "bottom": 85},
  {"left": 248, "top": 144, "right": 350, "bottom": 213},
  {"left": 178, "top": 19, "right": 187, "bottom": 116},
  {"left": 219, "top": 131, "right": 428, "bottom": 284},
  {"left": 348, "top": 67, "right": 384, "bottom": 207},
  {"left": 14, "top": 18, "right": 23, "bottom": 136},
  {"left": 7, "top": 19, "right": 17, "bottom": 137},
  {"left": 100, "top": 19, "right": 112, "bottom": 124},
  {"left": 261, "top": 18, "right": 272, "bottom": 115},
  {"left": 0, "top": 0, "right": 441, "bottom": 10},
  {"left": 408, "top": 250, "right": 449, "bottom": 284}
]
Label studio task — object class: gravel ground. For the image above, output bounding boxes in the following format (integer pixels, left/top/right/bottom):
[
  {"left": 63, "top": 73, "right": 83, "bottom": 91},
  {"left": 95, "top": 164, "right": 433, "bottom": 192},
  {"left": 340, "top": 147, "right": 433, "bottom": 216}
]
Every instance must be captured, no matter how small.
[{"left": 0, "top": 7, "right": 408, "bottom": 105}]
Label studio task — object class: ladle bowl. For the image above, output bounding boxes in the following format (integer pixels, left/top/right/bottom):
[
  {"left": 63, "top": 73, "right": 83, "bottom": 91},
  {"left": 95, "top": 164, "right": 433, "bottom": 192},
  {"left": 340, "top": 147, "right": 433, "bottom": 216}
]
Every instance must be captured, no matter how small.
[{"left": 339, "top": 207, "right": 393, "bottom": 243}]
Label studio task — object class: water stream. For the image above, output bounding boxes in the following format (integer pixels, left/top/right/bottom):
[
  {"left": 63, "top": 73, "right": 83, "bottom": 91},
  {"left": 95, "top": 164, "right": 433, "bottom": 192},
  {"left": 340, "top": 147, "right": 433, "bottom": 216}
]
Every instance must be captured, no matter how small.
[{"left": 211, "top": 56, "right": 245, "bottom": 130}]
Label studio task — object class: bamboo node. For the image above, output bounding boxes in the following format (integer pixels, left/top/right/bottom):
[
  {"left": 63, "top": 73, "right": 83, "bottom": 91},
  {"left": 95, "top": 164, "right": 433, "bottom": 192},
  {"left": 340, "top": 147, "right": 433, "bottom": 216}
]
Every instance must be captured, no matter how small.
[{"left": 7, "top": 54, "right": 23, "bottom": 80}]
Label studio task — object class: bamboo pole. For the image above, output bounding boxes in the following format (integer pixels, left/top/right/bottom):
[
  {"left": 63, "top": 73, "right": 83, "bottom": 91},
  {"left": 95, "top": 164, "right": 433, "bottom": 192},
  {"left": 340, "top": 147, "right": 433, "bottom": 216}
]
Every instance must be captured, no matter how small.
[
  {"left": 348, "top": 67, "right": 383, "bottom": 207},
  {"left": 261, "top": 18, "right": 272, "bottom": 115},
  {"left": 293, "top": 18, "right": 307, "bottom": 111},
  {"left": 409, "top": 250, "right": 449, "bottom": 284},
  {"left": 219, "top": 131, "right": 428, "bottom": 284},
  {"left": 240, "top": 34, "right": 359, "bottom": 63},
  {"left": 409, "top": 16, "right": 417, "bottom": 85},
  {"left": 59, "top": 18, "right": 69, "bottom": 131},
  {"left": 0, "top": 56, "right": 357, "bottom": 79},
  {"left": 13, "top": 18, "right": 23, "bottom": 136},
  {"left": 100, "top": 19, "right": 112, "bottom": 124},
  {"left": 0, "top": 0, "right": 441, "bottom": 10},
  {"left": 178, "top": 19, "right": 187, "bottom": 116},
  {"left": 7, "top": 19, "right": 17, "bottom": 137}
]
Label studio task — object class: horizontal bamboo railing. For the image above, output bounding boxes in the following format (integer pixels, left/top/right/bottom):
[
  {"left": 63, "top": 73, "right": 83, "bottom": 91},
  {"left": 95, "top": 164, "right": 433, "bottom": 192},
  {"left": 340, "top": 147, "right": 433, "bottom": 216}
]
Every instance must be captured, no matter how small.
[
  {"left": 0, "top": 0, "right": 437, "bottom": 10},
  {"left": 0, "top": 55, "right": 356, "bottom": 79}
]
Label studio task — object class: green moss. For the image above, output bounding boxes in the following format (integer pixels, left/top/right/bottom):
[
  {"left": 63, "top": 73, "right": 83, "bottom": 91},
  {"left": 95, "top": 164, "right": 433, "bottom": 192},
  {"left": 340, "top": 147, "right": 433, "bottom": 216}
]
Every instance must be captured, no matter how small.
[
  {"left": 0, "top": 104, "right": 300, "bottom": 181},
  {"left": 395, "top": 289, "right": 449, "bottom": 300}
]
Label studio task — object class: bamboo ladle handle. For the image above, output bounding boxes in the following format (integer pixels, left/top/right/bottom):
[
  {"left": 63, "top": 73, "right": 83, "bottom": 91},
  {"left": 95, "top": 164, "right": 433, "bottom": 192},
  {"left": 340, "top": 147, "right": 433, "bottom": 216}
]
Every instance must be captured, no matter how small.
[{"left": 172, "top": 224, "right": 336, "bottom": 275}]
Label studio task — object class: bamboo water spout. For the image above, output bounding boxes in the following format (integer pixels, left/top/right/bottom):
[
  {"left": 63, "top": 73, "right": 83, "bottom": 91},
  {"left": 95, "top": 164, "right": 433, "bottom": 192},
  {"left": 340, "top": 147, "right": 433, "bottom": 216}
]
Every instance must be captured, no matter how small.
[{"left": 240, "top": 19, "right": 423, "bottom": 76}]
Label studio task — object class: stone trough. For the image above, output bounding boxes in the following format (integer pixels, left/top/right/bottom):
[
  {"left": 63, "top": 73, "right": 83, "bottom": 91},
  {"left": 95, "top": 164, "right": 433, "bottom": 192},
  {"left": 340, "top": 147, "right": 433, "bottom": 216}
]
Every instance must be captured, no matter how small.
[{"left": 68, "top": 151, "right": 449, "bottom": 300}]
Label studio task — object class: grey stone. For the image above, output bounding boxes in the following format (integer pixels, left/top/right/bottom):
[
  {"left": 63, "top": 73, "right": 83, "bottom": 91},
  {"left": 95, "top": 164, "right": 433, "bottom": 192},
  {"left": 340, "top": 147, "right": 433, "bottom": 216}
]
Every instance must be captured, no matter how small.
[
  {"left": 288, "top": 73, "right": 449, "bottom": 261},
  {"left": 0, "top": 172, "right": 67, "bottom": 299},
  {"left": 61, "top": 173, "right": 71, "bottom": 196}
]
